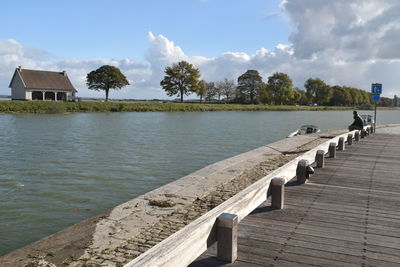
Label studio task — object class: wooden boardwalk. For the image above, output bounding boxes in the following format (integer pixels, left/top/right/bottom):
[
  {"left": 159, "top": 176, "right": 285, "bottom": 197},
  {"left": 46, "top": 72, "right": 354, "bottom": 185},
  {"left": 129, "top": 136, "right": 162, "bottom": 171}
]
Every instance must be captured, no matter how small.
[{"left": 191, "top": 133, "right": 400, "bottom": 266}]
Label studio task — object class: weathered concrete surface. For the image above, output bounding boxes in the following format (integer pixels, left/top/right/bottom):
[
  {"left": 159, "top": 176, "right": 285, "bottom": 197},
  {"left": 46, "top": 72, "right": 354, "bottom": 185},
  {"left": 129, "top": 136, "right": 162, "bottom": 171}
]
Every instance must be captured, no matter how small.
[
  {"left": 0, "top": 129, "right": 353, "bottom": 267},
  {"left": 376, "top": 123, "right": 400, "bottom": 135}
]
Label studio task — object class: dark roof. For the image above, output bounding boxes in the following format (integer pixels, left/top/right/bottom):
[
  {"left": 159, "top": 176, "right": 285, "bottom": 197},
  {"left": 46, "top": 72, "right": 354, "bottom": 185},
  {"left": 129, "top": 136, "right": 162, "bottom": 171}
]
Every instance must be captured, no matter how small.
[{"left": 13, "top": 68, "right": 77, "bottom": 91}]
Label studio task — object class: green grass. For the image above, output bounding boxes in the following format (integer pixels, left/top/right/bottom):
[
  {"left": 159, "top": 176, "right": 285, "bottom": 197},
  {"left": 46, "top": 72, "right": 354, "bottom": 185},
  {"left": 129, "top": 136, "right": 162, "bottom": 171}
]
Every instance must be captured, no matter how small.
[{"left": 0, "top": 100, "right": 359, "bottom": 114}]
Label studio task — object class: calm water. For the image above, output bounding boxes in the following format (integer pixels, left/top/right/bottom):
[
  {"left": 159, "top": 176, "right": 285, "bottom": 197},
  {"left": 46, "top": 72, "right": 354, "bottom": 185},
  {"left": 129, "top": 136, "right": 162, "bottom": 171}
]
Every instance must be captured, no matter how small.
[{"left": 0, "top": 110, "right": 399, "bottom": 255}]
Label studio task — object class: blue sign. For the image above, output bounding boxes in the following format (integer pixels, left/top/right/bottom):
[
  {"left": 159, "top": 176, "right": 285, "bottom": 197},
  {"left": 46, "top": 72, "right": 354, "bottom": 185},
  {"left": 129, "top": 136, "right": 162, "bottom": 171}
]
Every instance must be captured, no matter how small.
[
  {"left": 372, "top": 94, "right": 380, "bottom": 102},
  {"left": 371, "top": 83, "right": 382, "bottom": 94}
]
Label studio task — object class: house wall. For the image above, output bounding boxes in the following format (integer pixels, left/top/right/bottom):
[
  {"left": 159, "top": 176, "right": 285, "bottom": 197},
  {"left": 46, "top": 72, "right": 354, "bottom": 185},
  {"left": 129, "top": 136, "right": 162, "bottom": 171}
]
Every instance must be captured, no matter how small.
[
  {"left": 25, "top": 91, "right": 32, "bottom": 100},
  {"left": 67, "top": 91, "right": 75, "bottom": 101},
  {"left": 11, "top": 73, "right": 28, "bottom": 100}
]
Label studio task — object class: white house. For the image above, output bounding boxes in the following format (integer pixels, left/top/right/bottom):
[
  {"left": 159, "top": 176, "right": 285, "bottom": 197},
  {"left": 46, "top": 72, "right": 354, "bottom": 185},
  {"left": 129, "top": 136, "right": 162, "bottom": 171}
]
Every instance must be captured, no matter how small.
[{"left": 9, "top": 67, "right": 77, "bottom": 101}]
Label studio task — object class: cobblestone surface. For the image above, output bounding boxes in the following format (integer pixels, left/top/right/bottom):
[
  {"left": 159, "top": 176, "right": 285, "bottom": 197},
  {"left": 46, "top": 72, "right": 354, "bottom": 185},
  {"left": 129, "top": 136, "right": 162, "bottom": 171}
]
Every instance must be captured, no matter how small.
[{"left": 60, "top": 138, "right": 326, "bottom": 267}]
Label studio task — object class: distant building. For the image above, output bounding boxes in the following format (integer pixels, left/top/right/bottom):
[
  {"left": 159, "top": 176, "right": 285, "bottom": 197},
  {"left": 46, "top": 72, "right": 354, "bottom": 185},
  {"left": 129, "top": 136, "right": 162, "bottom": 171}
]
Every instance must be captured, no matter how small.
[{"left": 9, "top": 66, "right": 77, "bottom": 101}]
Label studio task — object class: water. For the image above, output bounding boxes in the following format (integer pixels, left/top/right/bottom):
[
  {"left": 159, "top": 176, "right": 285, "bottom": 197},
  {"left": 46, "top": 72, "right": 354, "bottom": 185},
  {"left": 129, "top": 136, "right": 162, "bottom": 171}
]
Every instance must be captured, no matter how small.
[{"left": 0, "top": 110, "right": 399, "bottom": 255}]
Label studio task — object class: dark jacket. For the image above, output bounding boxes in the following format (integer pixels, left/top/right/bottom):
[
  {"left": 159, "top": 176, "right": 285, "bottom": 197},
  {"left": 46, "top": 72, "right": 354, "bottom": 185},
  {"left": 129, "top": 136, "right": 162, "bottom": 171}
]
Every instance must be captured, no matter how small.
[{"left": 351, "top": 115, "right": 364, "bottom": 128}]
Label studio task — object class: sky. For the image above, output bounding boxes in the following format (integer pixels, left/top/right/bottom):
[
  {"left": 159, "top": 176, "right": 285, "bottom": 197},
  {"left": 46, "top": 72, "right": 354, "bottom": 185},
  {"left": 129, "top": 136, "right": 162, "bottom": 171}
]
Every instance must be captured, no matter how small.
[{"left": 1, "top": 0, "right": 399, "bottom": 99}]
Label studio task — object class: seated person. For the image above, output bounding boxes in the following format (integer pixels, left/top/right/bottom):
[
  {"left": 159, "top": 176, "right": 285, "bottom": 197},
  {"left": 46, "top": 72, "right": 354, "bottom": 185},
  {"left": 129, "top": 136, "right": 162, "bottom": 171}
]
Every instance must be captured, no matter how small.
[{"left": 348, "top": 111, "right": 364, "bottom": 131}]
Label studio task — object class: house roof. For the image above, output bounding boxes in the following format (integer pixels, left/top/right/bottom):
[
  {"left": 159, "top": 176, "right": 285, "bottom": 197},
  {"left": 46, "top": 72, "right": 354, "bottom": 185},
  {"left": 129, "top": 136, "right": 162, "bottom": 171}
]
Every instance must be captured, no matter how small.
[{"left": 9, "top": 68, "right": 77, "bottom": 92}]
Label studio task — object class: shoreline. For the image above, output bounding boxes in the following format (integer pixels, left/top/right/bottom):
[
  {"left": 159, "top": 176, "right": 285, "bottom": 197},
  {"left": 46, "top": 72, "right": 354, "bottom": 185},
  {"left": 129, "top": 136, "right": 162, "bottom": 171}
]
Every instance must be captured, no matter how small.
[
  {"left": 0, "top": 100, "right": 388, "bottom": 114},
  {"left": 0, "top": 128, "right": 347, "bottom": 266}
]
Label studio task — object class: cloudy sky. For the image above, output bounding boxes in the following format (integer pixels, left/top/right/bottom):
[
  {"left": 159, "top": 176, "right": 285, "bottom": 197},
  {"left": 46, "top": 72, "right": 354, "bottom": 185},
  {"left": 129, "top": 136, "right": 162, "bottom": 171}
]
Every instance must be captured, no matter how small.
[{"left": 1, "top": 0, "right": 399, "bottom": 99}]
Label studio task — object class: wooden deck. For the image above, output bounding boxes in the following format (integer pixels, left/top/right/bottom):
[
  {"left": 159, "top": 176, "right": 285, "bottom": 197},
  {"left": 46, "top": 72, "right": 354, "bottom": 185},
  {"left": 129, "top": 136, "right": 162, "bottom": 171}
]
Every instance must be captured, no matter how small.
[{"left": 191, "top": 133, "right": 400, "bottom": 267}]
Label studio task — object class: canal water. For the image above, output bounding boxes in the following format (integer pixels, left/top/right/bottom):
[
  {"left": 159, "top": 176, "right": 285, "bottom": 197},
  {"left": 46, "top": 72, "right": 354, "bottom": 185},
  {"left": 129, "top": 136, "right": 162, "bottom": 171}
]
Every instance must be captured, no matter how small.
[{"left": 0, "top": 110, "right": 399, "bottom": 255}]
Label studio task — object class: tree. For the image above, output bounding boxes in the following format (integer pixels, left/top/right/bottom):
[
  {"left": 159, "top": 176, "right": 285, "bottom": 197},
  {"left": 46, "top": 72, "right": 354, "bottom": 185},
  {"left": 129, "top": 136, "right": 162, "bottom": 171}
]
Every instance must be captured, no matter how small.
[
  {"left": 360, "top": 90, "right": 371, "bottom": 104},
  {"left": 258, "top": 83, "right": 271, "bottom": 104},
  {"left": 348, "top": 87, "right": 362, "bottom": 105},
  {"left": 393, "top": 95, "right": 399, "bottom": 107},
  {"left": 267, "top": 72, "right": 294, "bottom": 105},
  {"left": 214, "top": 84, "right": 222, "bottom": 102},
  {"left": 86, "top": 65, "right": 129, "bottom": 101},
  {"left": 295, "top": 88, "right": 309, "bottom": 105},
  {"left": 205, "top": 82, "right": 217, "bottom": 102},
  {"left": 160, "top": 61, "right": 200, "bottom": 103},
  {"left": 329, "top": 86, "right": 346, "bottom": 106},
  {"left": 217, "top": 78, "right": 236, "bottom": 103},
  {"left": 340, "top": 86, "right": 353, "bottom": 105},
  {"left": 237, "top": 70, "right": 263, "bottom": 104},
  {"left": 379, "top": 96, "right": 393, "bottom": 107},
  {"left": 197, "top": 80, "right": 207, "bottom": 103},
  {"left": 305, "top": 78, "right": 332, "bottom": 105}
]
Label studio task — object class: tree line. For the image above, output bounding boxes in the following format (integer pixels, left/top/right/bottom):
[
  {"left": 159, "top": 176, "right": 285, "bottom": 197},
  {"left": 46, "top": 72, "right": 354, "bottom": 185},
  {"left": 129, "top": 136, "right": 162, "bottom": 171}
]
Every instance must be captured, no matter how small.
[
  {"left": 84, "top": 63, "right": 398, "bottom": 107},
  {"left": 160, "top": 60, "right": 399, "bottom": 107}
]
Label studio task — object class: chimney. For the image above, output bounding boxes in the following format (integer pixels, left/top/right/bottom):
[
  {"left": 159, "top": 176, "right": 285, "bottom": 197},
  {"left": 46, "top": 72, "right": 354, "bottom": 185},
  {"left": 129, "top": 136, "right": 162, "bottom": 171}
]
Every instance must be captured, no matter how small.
[
  {"left": 62, "top": 70, "right": 67, "bottom": 76},
  {"left": 17, "top": 66, "right": 22, "bottom": 71}
]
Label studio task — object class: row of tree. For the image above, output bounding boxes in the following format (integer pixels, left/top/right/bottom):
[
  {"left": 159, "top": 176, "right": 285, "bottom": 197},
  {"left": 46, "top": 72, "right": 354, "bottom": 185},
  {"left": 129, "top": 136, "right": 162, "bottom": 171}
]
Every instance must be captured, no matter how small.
[
  {"left": 159, "top": 61, "right": 385, "bottom": 106},
  {"left": 160, "top": 61, "right": 400, "bottom": 106},
  {"left": 83, "top": 62, "right": 397, "bottom": 107}
]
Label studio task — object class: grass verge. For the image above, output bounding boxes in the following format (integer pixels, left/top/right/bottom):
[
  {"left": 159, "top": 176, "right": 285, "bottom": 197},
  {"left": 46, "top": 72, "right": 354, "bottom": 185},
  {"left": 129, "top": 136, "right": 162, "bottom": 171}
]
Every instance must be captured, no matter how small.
[{"left": 0, "top": 100, "right": 365, "bottom": 114}]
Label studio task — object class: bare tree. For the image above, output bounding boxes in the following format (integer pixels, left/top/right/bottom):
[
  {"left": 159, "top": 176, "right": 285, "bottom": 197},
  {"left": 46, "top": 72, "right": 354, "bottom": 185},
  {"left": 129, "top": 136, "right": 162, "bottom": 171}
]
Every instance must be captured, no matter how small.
[{"left": 217, "top": 78, "right": 236, "bottom": 103}]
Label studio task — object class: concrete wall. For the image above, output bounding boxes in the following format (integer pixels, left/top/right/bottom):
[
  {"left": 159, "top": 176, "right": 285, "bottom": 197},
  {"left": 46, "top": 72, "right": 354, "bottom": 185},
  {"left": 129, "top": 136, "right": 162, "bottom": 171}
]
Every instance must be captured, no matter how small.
[
  {"left": 10, "top": 72, "right": 27, "bottom": 100},
  {"left": 66, "top": 91, "right": 74, "bottom": 101}
]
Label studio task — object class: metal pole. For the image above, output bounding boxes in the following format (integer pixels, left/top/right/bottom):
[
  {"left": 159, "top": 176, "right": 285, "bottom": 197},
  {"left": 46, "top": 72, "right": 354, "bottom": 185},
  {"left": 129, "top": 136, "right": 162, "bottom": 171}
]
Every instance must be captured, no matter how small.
[{"left": 374, "top": 102, "right": 377, "bottom": 129}]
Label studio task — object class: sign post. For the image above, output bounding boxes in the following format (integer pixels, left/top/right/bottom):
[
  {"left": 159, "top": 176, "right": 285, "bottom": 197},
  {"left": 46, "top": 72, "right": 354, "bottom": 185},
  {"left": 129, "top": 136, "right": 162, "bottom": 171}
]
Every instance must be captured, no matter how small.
[{"left": 371, "top": 83, "right": 382, "bottom": 129}]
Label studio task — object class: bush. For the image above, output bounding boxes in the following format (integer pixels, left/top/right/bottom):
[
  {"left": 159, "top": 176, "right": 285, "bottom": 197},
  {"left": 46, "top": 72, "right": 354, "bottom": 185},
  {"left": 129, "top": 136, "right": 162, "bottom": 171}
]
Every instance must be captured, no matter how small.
[
  {"left": 0, "top": 100, "right": 354, "bottom": 113},
  {"left": 47, "top": 102, "right": 66, "bottom": 114}
]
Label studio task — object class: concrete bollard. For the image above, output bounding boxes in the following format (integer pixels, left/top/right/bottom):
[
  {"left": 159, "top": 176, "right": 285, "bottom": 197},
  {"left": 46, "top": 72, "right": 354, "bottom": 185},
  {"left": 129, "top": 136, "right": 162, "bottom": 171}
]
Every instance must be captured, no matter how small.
[
  {"left": 329, "top": 142, "right": 336, "bottom": 158},
  {"left": 347, "top": 134, "right": 353, "bottom": 145},
  {"left": 296, "top": 160, "right": 309, "bottom": 184},
  {"left": 271, "top": 178, "right": 285, "bottom": 209},
  {"left": 217, "top": 213, "right": 238, "bottom": 263},
  {"left": 355, "top": 131, "right": 360, "bottom": 141},
  {"left": 315, "top": 150, "right": 325, "bottom": 168},
  {"left": 338, "top": 137, "right": 345, "bottom": 151}
]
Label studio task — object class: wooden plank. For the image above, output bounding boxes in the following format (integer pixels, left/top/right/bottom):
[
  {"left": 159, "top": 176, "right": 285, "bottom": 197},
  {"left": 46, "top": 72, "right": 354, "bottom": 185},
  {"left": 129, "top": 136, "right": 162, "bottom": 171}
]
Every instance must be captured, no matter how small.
[{"left": 190, "top": 132, "right": 400, "bottom": 266}]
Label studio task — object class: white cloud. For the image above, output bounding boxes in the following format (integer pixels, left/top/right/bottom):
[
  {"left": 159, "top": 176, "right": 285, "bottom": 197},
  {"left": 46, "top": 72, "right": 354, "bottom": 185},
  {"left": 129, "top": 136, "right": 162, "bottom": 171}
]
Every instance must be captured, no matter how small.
[{"left": 1, "top": 1, "right": 400, "bottom": 99}]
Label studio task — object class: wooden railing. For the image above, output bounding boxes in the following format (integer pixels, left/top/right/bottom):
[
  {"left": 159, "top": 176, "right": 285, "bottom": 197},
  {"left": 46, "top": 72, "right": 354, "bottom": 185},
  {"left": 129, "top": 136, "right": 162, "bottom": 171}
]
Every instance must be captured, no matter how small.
[{"left": 124, "top": 125, "right": 372, "bottom": 267}]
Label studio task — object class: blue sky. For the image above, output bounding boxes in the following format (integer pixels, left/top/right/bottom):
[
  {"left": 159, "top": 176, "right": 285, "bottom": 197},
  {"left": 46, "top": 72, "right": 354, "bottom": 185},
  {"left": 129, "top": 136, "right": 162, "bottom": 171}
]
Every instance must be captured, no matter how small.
[
  {"left": 1, "top": 0, "right": 288, "bottom": 60},
  {"left": 1, "top": 0, "right": 399, "bottom": 99}
]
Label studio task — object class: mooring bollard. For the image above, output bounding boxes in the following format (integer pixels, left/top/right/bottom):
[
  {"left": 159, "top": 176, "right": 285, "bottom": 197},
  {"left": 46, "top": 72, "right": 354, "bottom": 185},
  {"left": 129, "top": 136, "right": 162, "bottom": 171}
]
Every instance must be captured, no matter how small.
[
  {"left": 329, "top": 142, "right": 336, "bottom": 158},
  {"left": 271, "top": 178, "right": 285, "bottom": 209},
  {"left": 355, "top": 131, "right": 360, "bottom": 141},
  {"left": 217, "top": 213, "right": 238, "bottom": 263},
  {"left": 347, "top": 134, "right": 353, "bottom": 146},
  {"left": 296, "top": 160, "right": 309, "bottom": 184},
  {"left": 361, "top": 129, "right": 366, "bottom": 138},
  {"left": 316, "top": 150, "right": 325, "bottom": 168},
  {"left": 347, "top": 134, "right": 353, "bottom": 145},
  {"left": 338, "top": 137, "right": 345, "bottom": 151}
]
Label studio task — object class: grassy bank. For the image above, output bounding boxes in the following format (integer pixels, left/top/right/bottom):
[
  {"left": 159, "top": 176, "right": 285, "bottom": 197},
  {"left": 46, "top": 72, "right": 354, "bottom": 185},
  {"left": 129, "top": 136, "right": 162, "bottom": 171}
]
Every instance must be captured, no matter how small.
[{"left": 0, "top": 100, "right": 363, "bottom": 114}]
